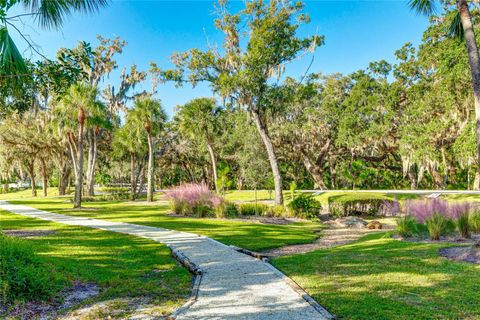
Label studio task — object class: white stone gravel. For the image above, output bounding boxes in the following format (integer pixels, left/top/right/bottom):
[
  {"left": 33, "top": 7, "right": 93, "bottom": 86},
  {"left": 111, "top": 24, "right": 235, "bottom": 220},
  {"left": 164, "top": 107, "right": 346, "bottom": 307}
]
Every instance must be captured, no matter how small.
[{"left": 0, "top": 201, "right": 332, "bottom": 320}]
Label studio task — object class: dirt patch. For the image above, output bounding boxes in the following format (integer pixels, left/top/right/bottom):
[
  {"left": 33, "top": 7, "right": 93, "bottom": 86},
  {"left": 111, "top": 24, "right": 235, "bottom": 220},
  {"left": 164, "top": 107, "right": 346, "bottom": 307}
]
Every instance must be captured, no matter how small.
[
  {"left": 439, "top": 246, "right": 480, "bottom": 264},
  {"left": 2, "top": 282, "right": 99, "bottom": 320},
  {"left": 393, "top": 233, "right": 480, "bottom": 244},
  {"left": 166, "top": 213, "right": 297, "bottom": 225},
  {"left": 2, "top": 229, "right": 56, "bottom": 238},
  {"left": 264, "top": 220, "right": 394, "bottom": 257}
]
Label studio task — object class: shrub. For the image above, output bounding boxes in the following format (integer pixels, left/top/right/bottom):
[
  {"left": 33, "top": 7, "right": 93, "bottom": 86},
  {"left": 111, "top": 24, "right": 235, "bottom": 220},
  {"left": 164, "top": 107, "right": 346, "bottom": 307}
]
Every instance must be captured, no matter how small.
[
  {"left": 265, "top": 205, "right": 290, "bottom": 218},
  {"left": 0, "top": 233, "right": 67, "bottom": 304},
  {"left": 164, "top": 183, "right": 223, "bottom": 217},
  {"left": 396, "top": 215, "right": 418, "bottom": 238},
  {"left": 378, "top": 200, "right": 401, "bottom": 216},
  {"left": 215, "top": 201, "right": 239, "bottom": 218},
  {"left": 470, "top": 211, "right": 480, "bottom": 232},
  {"left": 457, "top": 213, "right": 471, "bottom": 239},
  {"left": 238, "top": 203, "right": 268, "bottom": 216},
  {"left": 329, "top": 196, "right": 396, "bottom": 218},
  {"left": 288, "top": 194, "right": 322, "bottom": 220},
  {"left": 425, "top": 213, "right": 452, "bottom": 240}
]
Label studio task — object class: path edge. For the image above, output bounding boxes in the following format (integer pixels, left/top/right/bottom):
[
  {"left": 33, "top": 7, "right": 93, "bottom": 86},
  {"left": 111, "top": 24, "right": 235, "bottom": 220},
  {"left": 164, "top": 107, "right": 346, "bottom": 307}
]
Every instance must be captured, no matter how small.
[
  {"left": 232, "top": 245, "right": 336, "bottom": 320},
  {"left": 167, "top": 248, "right": 203, "bottom": 320}
]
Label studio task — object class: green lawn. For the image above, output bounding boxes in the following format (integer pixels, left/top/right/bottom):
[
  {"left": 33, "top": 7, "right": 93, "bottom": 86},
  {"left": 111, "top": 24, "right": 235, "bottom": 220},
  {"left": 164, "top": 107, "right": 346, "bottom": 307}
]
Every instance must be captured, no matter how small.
[
  {"left": 9, "top": 197, "right": 320, "bottom": 252},
  {"left": 0, "top": 210, "right": 190, "bottom": 318},
  {"left": 0, "top": 187, "right": 66, "bottom": 200},
  {"left": 272, "top": 232, "right": 480, "bottom": 320}
]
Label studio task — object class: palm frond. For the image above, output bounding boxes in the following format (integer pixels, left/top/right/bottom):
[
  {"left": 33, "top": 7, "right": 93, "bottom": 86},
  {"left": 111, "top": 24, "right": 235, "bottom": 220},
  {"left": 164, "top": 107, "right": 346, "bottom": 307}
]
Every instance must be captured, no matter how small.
[
  {"left": 21, "top": 0, "right": 109, "bottom": 30},
  {"left": 0, "top": 27, "right": 28, "bottom": 76},
  {"left": 408, "top": 0, "right": 436, "bottom": 16},
  {"left": 447, "top": 10, "right": 464, "bottom": 41}
]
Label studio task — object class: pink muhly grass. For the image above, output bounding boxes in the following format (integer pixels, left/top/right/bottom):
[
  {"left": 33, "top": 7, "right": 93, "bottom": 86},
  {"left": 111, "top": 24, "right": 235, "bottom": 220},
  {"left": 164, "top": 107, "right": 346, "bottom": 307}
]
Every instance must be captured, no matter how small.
[
  {"left": 405, "top": 198, "right": 474, "bottom": 223},
  {"left": 164, "top": 183, "right": 223, "bottom": 215}
]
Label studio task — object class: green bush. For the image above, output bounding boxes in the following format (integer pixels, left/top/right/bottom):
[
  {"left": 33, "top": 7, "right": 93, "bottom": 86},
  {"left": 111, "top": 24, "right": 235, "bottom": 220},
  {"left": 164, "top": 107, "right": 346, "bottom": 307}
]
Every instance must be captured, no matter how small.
[
  {"left": 215, "top": 201, "right": 239, "bottom": 218},
  {"left": 0, "top": 233, "right": 67, "bottom": 304},
  {"left": 457, "top": 213, "right": 471, "bottom": 239},
  {"left": 396, "top": 215, "right": 418, "bottom": 238},
  {"left": 238, "top": 203, "right": 268, "bottom": 216},
  {"left": 328, "top": 195, "right": 396, "bottom": 218},
  {"left": 288, "top": 194, "right": 322, "bottom": 220},
  {"left": 470, "top": 211, "right": 480, "bottom": 232},
  {"left": 265, "top": 205, "right": 290, "bottom": 218},
  {"left": 425, "top": 214, "right": 453, "bottom": 240}
]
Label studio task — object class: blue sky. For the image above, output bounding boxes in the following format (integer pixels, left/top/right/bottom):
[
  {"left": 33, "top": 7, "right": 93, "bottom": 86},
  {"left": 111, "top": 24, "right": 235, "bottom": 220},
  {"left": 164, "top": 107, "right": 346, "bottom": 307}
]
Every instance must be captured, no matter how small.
[{"left": 10, "top": 0, "right": 429, "bottom": 115}]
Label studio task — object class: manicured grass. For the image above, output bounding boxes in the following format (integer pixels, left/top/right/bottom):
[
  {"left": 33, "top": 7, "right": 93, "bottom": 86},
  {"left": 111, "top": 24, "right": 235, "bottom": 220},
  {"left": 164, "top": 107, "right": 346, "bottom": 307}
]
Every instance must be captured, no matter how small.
[
  {"left": 272, "top": 232, "right": 480, "bottom": 320},
  {"left": 0, "top": 187, "right": 65, "bottom": 200},
  {"left": 0, "top": 210, "right": 190, "bottom": 318},
  {"left": 10, "top": 197, "right": 321, "bottom": 252}
]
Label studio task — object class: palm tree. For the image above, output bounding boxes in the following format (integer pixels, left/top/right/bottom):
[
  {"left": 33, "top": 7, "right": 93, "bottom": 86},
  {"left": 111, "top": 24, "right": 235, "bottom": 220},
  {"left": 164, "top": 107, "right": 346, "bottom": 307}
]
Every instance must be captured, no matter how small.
[
  {"left": 113, "top": 117, "right": 146, "bottom": 200},
  {"left": 56, "top": 83, "right": 104, "bottom": 208},
  {"left": 0, "top": 0, "right": 108, "bottom": 89},
  {"left": 130, "top": 97, "right": 167, "bottom": 202},
  {"left": 176, "top": 98, "right": 222, "bottom": 192},
  {"left": 409, "top": 0, "right": 480, "bottom": 189}
]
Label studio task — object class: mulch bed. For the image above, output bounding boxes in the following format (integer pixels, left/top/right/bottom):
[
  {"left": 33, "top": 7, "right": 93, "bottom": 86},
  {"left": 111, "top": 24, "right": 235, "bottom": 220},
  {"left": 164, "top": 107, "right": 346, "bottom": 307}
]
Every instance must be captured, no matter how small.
[
  {"left": 2, "top": 229, "right": 56, "bottom": 237},
  {"left": 439, "top": 246, "right": 480, "bottom": 264}
]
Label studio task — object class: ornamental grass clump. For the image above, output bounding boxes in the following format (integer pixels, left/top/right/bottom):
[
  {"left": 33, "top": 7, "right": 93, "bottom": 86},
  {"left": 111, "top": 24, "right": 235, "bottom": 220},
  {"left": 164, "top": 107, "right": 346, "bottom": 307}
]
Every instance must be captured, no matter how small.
[
  {"left": 164, "top": 183, "right": 223, "bottom": 217},
  {"left": 396, "top": 215, "right": 418, "bottom": 238},
  {"left": 404, "top": 199, "right": 473, "bottom": 240}
]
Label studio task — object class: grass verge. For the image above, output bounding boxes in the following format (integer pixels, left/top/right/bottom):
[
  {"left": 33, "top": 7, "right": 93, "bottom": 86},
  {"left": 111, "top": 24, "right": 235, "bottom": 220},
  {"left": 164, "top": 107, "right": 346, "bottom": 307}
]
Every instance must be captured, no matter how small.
[
  {"left": 0, "top": 210, "right": 190, "bottom": 319},
  {"left": 272, "top": 232, "right": 480, "bottom": 320}
]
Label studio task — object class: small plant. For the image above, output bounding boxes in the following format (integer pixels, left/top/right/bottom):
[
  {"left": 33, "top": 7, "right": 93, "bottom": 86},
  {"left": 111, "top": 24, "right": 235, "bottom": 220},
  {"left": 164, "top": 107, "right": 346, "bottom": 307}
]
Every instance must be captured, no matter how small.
[
  {"left": 457, "top": 213, "right": 471, "bottom": 239},
  {"left": 470, "top": 211, "right": 480, "bottom": 232},
  {"left": 215, "top": 201, "right": 239, "bottom": 218},
  {"left": 425, "top": 213, "right": 451, "bottom": 240},
  {"left": 238, "top": 203, "right": 268, "bottom": 216},
  {"left": 396, "top": 215, "right": 418, "bottom": 238},
  {"left": 288, "top": 194, "right": 322, "bottom": 220},
  {"left": 265, "top": 205, "right": 290, "bottom": 218},
  {"left": 164, "top": 183, "right": 223, "bottom": 217}
]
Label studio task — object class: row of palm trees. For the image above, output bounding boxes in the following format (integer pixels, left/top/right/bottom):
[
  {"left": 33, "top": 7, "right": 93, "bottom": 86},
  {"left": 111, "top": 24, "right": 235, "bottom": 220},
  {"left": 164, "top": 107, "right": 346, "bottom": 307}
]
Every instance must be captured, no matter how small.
[{"left": 58, "top": 83, "right": 165, "bottom": 208}]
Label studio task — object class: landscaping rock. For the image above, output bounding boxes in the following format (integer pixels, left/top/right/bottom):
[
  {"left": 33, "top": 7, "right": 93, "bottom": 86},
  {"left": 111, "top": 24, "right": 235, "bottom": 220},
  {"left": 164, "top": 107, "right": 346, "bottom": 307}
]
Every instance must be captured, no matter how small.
[
  {"left": 334, "top": 217, "right": 367, "bottom": 229},
  {"left": 367, "top": 221, "right": 382, "bottom": 229}
]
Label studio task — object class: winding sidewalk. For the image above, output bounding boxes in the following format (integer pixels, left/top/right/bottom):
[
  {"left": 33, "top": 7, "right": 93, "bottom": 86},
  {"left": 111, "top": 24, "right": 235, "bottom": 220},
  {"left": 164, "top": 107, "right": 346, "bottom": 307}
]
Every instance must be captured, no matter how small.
[{"left": 0, "top": 201, "right": 333, "bottom": 320}]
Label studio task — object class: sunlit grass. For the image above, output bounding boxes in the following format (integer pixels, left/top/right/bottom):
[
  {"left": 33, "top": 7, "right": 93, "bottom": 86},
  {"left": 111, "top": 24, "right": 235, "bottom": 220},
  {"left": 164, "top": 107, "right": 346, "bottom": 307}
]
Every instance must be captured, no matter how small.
[
  {"left": 10, "top": 197, "right": 321, "bottom": 252},
  {"left": 273, "top": 233, "right": 480, "bottom": 319},
  {"left": 0, "top": 210, "right": 191, "bottom": 317}
]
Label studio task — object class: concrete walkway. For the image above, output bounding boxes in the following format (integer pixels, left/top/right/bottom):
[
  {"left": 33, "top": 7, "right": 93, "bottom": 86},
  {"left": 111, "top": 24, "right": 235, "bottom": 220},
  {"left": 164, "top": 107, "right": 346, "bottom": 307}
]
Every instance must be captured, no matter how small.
[{"left": 0, "top": 201, "right": 333, "bottom": 320}]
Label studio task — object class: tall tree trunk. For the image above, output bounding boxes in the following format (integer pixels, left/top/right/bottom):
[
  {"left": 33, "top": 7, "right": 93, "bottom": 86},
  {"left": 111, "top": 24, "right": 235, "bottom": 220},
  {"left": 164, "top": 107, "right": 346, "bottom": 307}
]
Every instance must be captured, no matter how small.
[
  {"left": 28, "top": 160, "right": 36, "bottom": 197},
  {"left": 130, "top": 152, "right": 137, "bottom": 200},
  {"left": 40, "top": 158, "right": 48, "bottom": 197},
  {"left": 300, "top": 152, "right": 327, "bottom": 190},
  {"left": 458, "top": 0, "right": 480, "bottom": 190},
  {"left": 85, "top": 129, "right": 97, "bottom": 196},
  {"left": 206, "top": 142, "right": 218, "bottom": 192},
  {"left": 146, "top": 133, "right": 154, "bottom": 202},
  {"left": 74, "top": 122, "right": 85, "bottom": 208},
  {"left": 250, "top": 110, "right": 283, "bottom": 205},
  {"left": 58, "top": 164, "right": 71, "bottom": 196}
]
